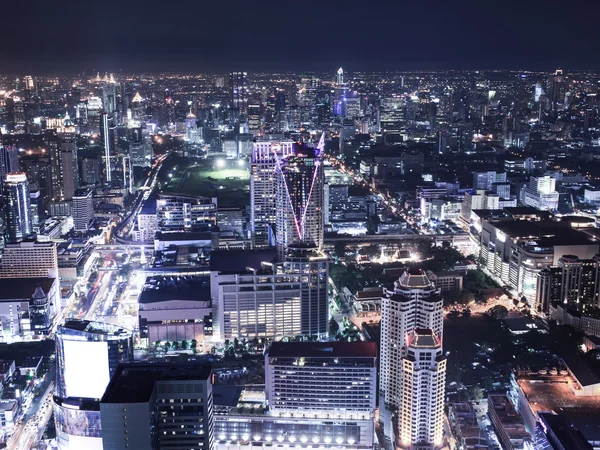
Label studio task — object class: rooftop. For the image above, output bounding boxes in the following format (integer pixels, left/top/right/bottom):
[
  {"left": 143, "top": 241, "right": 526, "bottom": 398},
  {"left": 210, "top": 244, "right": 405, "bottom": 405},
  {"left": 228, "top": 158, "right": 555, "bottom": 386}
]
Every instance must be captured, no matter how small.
[
  {"left": 0, "top": 278, "right": 55, "bottom": 300},
  {"left": 102, "top": 362, "right": 212, "bottom": 404},
  {"left": 539, "top": 413, "right": 593, "bottom": 450},
  {"left": 60, "top": 319, "right": 133, "bottom": 338},
  {"left": 268, "top": 341, "right": 377, "bottom": 359},
  {"left": 210, "top": 249, "right": 277, "bottom": 274},
  {"left": 140, "top": 275, "right": 211, "bottom": 304},
  {"left": 408, "top": 328, "right": 441, "bottom": 348}
]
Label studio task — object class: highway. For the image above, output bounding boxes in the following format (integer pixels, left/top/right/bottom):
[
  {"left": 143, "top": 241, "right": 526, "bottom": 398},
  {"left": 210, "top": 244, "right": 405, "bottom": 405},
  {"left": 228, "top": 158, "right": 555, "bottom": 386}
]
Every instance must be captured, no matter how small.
[
  {"left": 114, "top": 153, "right": 167, "bottom": 244},
  {"left": 8, "top": 381, "right": 54, "bottom": 450}
]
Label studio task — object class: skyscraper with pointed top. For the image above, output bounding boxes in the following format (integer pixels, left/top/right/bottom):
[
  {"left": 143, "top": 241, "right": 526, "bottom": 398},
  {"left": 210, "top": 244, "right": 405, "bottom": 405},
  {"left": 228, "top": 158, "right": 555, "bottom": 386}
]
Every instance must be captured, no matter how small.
[{"left": 275, "top": 142, "right": 324, "bottom": 259}]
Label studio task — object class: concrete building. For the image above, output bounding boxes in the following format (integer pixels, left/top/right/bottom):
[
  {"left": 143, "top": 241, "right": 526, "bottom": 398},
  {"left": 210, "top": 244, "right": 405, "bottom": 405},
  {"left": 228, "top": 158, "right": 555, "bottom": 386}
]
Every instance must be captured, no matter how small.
[
  {"left": 250, "top": 140, "right": 294, "bottom": 247},
  {"left": 0, "top": 278, "right": 59, "bottom": 340},
  {"left": 72, "top": 188, "right": 94, "bottom": 232},
  {"left": 156, "top": 193, "right": 217, "bottom": 231},
  {"left": 380, "top": 270, "right": 444, "bottom": 409},
  {"left": 100, "top": 362, "right": 213, "bottom": 450},
  {"left": 472, "top": 171, "right": 507, "bottom": 190},
  {"left": 425, "top": 271, "right": 463, "bottom": 292},
  {"left": 488, "top": 394, "right": 532, "bottom": 450},
  {"left": 477, "top": 216, "right": 599, "bottom": 304},
  {"left": 534, "top": 413, "right": 593, "bottom": 450},
  {"left": 210, "top": 244, "right": 328, "bottom": 341},
  {"left": 522, "top": 176, "right": 559, "bottom": 211},
  {"left": 535, "top": 255, "right": 600, "bottom": 315},
  {"left": 0, "top": 241, "right": 58, "bottom": 279},
  {"left": 138, "top": 275, "right": 212, "bottom": 349},
  {"left": 4, "top": 173, "right": 33, "bottom": 243},
  {"left": 397, "top": 329, "right": 446, "bottom": 450}
]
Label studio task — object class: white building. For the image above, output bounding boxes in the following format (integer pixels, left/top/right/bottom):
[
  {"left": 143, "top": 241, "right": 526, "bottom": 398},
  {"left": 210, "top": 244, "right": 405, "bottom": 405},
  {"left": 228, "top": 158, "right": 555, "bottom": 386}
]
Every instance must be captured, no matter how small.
[
  {"left": 250, "top": 140, "right": 294, "bottom": 247},
  {"left": 380, "top": 271, "right": 444, "bottom": 408},
  {"left": 211, "top": 245, "right": 328, "bottom": 341},
  {"left": 472, "top": 171, "right": 507, "bottom": 190},
  {"left": 72, "top": 188, "right": 94, "bottom": 232},
  {"left": 398, "top": 329, "right": 446, "bottom": 450},
  {"left": 522, "top": 176, "right": 559, "bottom": 211}
]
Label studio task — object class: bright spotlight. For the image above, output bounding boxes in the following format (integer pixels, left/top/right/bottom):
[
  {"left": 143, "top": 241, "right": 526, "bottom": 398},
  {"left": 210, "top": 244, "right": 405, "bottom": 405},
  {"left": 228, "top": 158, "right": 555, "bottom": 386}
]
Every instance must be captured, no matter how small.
[
  {"left": 216, "top": 159, "right": 225, "bottom": 168},
  {"left": 238, "top": 159, "right": 245, "bottom": 167}
]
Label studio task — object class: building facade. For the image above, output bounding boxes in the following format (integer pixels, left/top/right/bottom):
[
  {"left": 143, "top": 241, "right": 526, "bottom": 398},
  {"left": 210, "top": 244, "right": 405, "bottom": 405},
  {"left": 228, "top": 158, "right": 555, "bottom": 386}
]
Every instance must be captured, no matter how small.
[{"left": 4, "top": 173, "right": 32, "bottom": 243}]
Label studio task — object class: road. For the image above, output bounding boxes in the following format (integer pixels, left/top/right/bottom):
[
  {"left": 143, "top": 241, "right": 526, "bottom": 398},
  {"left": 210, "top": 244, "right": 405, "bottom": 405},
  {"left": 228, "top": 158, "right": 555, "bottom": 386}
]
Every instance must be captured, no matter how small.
[
  {"left": 114, "top": 153, "right": 167, "bottom": 244},
  {"left": 9, "top": 381, "right": 54, "bottom": 450}
]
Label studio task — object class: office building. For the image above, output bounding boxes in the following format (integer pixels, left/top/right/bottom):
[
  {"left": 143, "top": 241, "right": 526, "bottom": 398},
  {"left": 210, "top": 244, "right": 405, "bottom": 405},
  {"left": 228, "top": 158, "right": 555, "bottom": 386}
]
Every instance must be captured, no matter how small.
[
  {"left": 248, "top": 103, "right": 262, "bottom": 135},
  {"left": 0, "top": 145, "right": 19, "bottom": 192},
  {"left": 250, "top": 140, "right": 294, "bottom": 247},
  {"left": 478, "top": 214, "right": 599, "bottom": 304},
  {"left": 60, "top": 133, "right": 78, "bottom": 200},
  {"left": 472, "top": 171, "right": 507, "bottom": 190},
  {"left": 54, "top": 320, "right": 134, "bottom": 450},
  {"left": 4, "top": 173, "right": 32, "bottom": 243},
  {"left": 72, "top": 188, "right": 94, "bottom": 232},
  {"left": 156, "top": 193, "right": 217, "bottom": 231},
  {"left": 100, "top": 362, "right": 213, "bottom": 450},
  {"left": 397, "top": 329, "right": 446, "bottom": 450},
  {"left": 522, "top": 176, "right": 559, "bottom": 211},
  {"left": 213, "top": 341, "right": 377, "bottom": 450},
  {"left": 230, "top": 71, "right": 248, "bottom": 113},
  {"left": 276, "top": 143, "right": 324, "bottom": 259},
  {"left": 265, "top": 341, "right": 377, "bottom": 416},
  {"left": 0, "top": 240, "right": 58, "bottom": 279},
  {"left": 100, "top": 112, "right": 113, "bottom": 183},
  {"left": 45, "top": 130, "right": 63, "bottom": 200},
  {"left": 211, "top": 244, "right": 328, "bottom": 341},
  {"left": 536, "top": 255, "right": 600, "bottom": 315}
]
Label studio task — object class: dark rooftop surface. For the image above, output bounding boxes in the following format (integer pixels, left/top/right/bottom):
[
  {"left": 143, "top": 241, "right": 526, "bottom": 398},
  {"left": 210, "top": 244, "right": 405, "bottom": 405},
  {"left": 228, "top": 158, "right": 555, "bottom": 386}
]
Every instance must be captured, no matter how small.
[
  {"left": 268, "top": 341, "right": 377, "bottom": 359},
  {"left": 539, "top": 413, "right": 593, "bottom": 450},
  {"left": 140, "top": 276, "right": 211, "bottom": 304},
  {"left": 102, "top": 363, "right": 212, "bottom": 404},
  {"left": 562, "top": 353, "right": 600, "bottom": 387},
  {"left": 212, "top": 385, "right": 243, "bottom": 407},
  {"left": 493, "top": 220, "right": 595, "bottom": 246},
  {"left": 155, "top": 231, "right": 214, "bottom": 241},
  {"left": 210, "top": 249, "right": 277, "bottom": 274},
  {"left": 0, "top": 278, "right": 55, "bottom": 300}
]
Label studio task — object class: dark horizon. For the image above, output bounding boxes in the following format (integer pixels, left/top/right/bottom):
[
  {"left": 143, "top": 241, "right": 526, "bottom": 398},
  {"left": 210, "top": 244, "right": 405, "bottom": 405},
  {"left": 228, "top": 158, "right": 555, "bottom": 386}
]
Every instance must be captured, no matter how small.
[{"left": 4, "top": 0, "right": 600, "bottom": 74}]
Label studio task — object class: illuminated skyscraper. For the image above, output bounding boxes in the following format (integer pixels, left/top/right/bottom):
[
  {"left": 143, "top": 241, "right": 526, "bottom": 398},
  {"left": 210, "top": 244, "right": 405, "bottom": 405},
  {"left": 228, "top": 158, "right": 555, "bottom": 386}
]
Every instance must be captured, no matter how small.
[
  {"left": 397, "top": 329, "right": 446, "bottom": 449},
  {"left": 0, "top": 145, "right": 19, "bottom": 192},
  {"left": 275, "top": 143, "right": 324, "bottom": 259},
  {"left": 54, "top": 320, "right": 134, "bottom": 450},
  {"left": 100, "top": 112, "right": 113, "bottom": 183},
  {"left": 59, "top": 132, "right": 78, "bottom": 200},
  {"left": 250, "top": 140, "right": 294, "bottom": 248},
  {"left": 4, "top": 173, "right": 32, "bottom": 243},
  {"left": 230, "top": 71, "right": 248, "bottom": 113}
]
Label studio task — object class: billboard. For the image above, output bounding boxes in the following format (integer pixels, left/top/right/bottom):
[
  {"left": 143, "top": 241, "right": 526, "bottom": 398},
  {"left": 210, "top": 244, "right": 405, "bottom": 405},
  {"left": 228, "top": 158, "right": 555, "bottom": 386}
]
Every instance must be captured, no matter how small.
[{"left": 63, "top": 340, "right": 110, "bottom": 399}]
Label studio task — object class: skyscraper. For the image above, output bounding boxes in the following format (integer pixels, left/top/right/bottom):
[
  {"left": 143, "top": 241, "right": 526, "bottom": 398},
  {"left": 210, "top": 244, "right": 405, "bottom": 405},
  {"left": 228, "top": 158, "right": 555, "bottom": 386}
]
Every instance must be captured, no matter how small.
[
  {"left": 100, "top": 112, "right": 113, "bottom": 183},
  {"left": 380, "top": 270, "right": 444, "bottom": 406},
  {"left": 380, "top": 270, "right": 445, "bottom": 449},
  {"left": 275, "top": 143, "right": 324, "bottom": 259},
  {"left": 59, "top": 132, "right": 78, "bottom": 200},
  {"left": 72, "top": 188, "right": 94, "bottom": 232},
  {"left": 4, "top": 173, "right": 32, "bottom": 243},
  {"left": 100, "top": 362, "right": 214, "bottom": 450},
  {"left": 0, "top": 145, "right": 19, "bottom": 192},
  {"left": 250, "top": 140, "right": 294, "bottom": 247},
  {"left": 54, "top": 320, "right": 134, "bottom": 450},
  {"left": 230, "top": 72, "right": 248, "bottom": 113},
  {"left": 45, "top": 130, "right": 63, "bottom": 199},
  {"left": 397, "top": 329, "right": 446, "bottom": 449}
]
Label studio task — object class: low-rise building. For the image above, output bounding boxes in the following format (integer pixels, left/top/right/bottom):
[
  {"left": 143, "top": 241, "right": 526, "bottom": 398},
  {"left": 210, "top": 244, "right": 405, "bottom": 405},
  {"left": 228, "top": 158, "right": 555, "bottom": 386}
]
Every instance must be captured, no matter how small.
[
  {"left": 426, "top": 270, "right": 463, "bottom": 292},
  {"left": 488, "top": 394, "right": 532, "bottom": 450}
]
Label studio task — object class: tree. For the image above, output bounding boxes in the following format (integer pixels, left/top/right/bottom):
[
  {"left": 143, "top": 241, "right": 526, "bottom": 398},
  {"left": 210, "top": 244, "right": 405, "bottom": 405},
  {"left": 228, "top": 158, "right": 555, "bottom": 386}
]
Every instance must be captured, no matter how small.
[
  {"left": 233, "top": 338, "right": 239, "bottom": 350},
  {"left": 181, "top": 340, "right": 188, "bottom": 350},
  {"left": 154, "top": 341, "right": 161, "bottom": 350},
  {"left": 164, "top": 341, "right": 171, "bottom": 353},
  {"left": 172, "top": 341, "right": 179, "bottom": 351},
  {"left": 334, "top": 242, "right": 347, "bottom": 258},
  {"left": 329, "top": 318, "right": 340, "bottom": 335},
  {"left": 468, "top": 386, "right": 484, "bottom": 402},
  {"left": 489, "top": 305, "right": 509, "bottom": 320}
]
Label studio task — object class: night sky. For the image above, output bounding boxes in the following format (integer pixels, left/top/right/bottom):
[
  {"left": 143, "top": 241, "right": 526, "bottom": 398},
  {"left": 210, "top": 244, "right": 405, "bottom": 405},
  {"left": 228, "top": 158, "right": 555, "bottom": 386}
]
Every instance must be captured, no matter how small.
[{"left": 3, "top": 0, "right": 599, "bottom": 73}]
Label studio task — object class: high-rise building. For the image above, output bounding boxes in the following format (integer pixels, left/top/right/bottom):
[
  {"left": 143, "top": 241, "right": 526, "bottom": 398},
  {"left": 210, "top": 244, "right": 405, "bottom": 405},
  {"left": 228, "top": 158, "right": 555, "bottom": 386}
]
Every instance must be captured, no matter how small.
[
  {"left": 522, "top": 175, "right": 559, "bottom": 211},
  {"left": 45, "top": 130, "right": 63, "bottom": 199},
  {"left": 535, "top": 255, "right": 600, "bottom": 316},
  {"left": 100, "top": 362, "right": 214, "bottom": 450},
  {"left": 230, "top": 72, "right": 248, "bottom": 114},
  {"left": 59, "top": 133, "right": 78, "bottom": 200},
  {"left": 380, "top": 270, "right": 444, "bottom": 407},
  {"left": 211, "top": 244, "right": 329, "bottom": 340},
  {"left": 275, "top": 143, "right": 324, "bottom": 259},
  {"left": 100, "top": 112, "right": 113, "bottom": 183},
  {"left": 0, "top": 145, "right": 19, "bottom": 192},
  {"left": 397, "top": 329, "right": 446, "bottom": 449},
  {"left": 72, "top": 188, "right": 94, "bottom": 232},
  {"left": 0, "top": 241, "right": 58, "bottom": 278},
  {"left": 472, "top": 171, "right": 507, "bottom": 190},
  {"left": 247, "top": 102, "right": 262, "bottom": 136},
  {"left": 250, "top": 140, "right": 294, "bottom": 247},
  {"left": 4, "top": 173, "right": 33, "bottom": 243},
  {"left": 54, "top": 320, "right": 134, "bottom": 450}
]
